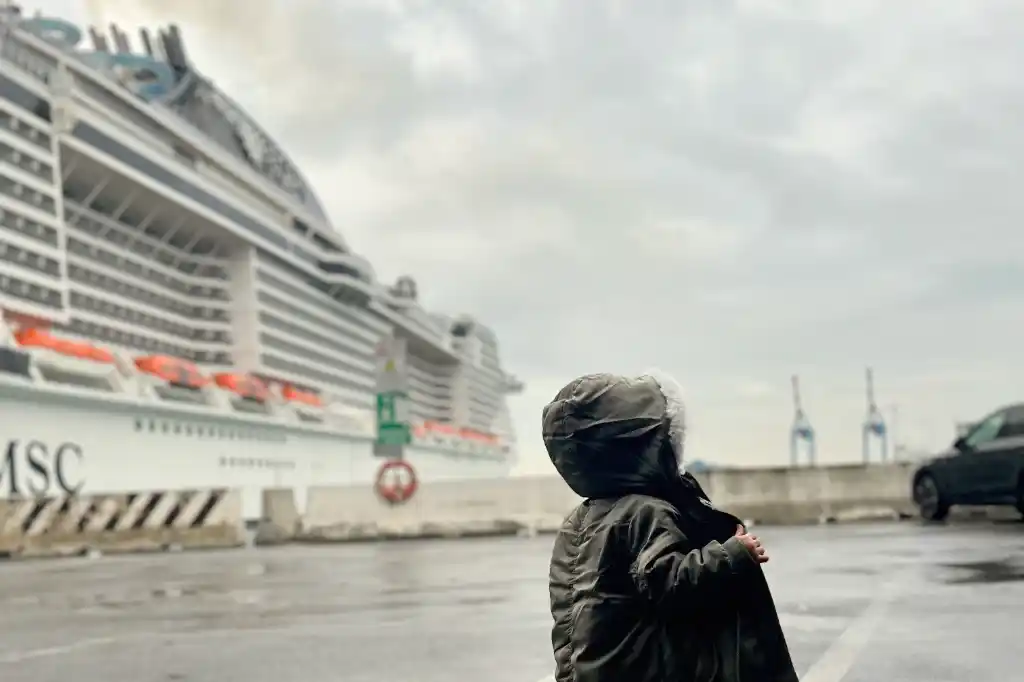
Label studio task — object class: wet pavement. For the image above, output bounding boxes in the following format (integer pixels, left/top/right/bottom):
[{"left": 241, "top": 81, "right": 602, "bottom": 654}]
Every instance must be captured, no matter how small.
[{"left": 0, "top": 522, "right": 1022, "bottom": 682}]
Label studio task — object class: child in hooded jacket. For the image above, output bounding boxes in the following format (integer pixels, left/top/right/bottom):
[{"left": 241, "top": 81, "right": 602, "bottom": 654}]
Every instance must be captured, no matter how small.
[{"left": 544, "top": 372, "right": 798, "bottom": 682}]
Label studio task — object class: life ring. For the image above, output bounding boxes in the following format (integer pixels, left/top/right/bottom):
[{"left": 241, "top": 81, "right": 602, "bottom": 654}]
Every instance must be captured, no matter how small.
[{"left": 375, "top": 459, "right": 418, "bottom": 505}]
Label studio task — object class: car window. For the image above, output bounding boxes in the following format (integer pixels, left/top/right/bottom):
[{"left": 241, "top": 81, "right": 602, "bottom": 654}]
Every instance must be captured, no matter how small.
[
  {"left": 996, "top": 406, "right": 1024, "bottom": 439},
  {"left": 965, "top": 410, "right": 1007, "bottom": 448}
]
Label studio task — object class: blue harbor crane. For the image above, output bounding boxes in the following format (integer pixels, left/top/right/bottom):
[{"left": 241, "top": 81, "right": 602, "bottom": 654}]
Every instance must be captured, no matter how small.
[
  {"left": 790, "top": 375, "right": 816, "bottom": 467},
  {"left": 861, "top": 367, "right": 888, "bottom": 463}
]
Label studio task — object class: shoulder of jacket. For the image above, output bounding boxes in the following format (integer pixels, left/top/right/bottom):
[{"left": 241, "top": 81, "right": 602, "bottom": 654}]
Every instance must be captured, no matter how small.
[
  {"left": 600, "top": 494, "right": 681, "bottom": 531},
  {"left": 613, "top": 493, "right": 678, "bottom": 513},
  {"left": 561, "top": 501, "right": 588, "bottom": 527}
]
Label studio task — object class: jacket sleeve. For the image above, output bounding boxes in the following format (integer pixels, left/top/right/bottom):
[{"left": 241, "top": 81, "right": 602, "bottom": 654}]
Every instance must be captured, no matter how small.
[{"left": 626, "top": 501, "right": 754, "bottom": 612}]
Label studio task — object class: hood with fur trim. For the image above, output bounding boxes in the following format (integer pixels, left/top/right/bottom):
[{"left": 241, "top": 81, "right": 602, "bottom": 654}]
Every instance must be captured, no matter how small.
[{"left": 541, "top": 371, "right": 687, "bottom": 499}]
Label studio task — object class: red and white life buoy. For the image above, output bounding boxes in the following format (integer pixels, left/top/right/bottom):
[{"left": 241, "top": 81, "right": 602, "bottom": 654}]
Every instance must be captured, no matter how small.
[{"left": 374, "top": 459, "right": 418, "bottom": 505}]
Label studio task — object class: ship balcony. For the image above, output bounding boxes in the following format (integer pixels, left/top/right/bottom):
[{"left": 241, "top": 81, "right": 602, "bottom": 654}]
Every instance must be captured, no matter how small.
[
  {"left": 504, "top": 373, "right": 525, "bottom": 394},
  {"left": 320, "top": 266, "right": 377, "bottom": 304},
  {"left": 318, "top": 251, "right": 375, "bottom": 282},
  {"left": 319, "top": 253, "right": 375, "bottom": 286},
  {"left": 370, "top": 300, "right": 458, "bottom": 365}
]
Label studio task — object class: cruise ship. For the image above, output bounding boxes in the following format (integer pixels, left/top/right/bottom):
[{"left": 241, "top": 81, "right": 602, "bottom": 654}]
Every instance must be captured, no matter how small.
[{"left": 0, "top": 7, "right": 523, "bottom": 519}]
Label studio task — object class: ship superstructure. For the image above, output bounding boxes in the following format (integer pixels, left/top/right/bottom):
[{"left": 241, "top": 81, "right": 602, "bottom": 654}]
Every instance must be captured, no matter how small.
[{"left": 0, "top": 7, "right": 522, "bottom": 512}]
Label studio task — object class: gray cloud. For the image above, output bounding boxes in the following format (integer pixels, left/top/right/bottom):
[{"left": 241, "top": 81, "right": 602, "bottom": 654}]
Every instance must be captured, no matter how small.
[{"left": 55, "top": 0, "right": 1024, "bottom": 469}]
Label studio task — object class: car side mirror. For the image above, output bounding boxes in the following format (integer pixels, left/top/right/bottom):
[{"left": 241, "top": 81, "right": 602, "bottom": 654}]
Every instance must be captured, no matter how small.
[{"left": 954, "top": 436, "right": 969, "bottom": 452}]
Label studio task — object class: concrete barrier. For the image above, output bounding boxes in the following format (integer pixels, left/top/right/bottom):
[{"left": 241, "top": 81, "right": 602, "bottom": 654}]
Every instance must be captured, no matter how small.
[
  {"left": 0, "top": 488, "right": 245, "bottom": 559},
  {"left": 254, "top": 488, "right": 301, "bottom": 545},
  {"left": 706, "top": 463, "right": 917, "bottom": 525},
  {"left": 295, "top": 463, "right": 918, "bottom": 543},
  {"left": 299, "top": 475, "right": 581, "bottom": 542}
]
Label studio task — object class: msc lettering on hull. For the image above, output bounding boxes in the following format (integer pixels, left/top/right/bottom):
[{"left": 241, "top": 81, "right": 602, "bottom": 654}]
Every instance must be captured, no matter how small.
[{"left": 0, "top": 440, "right": 84, "bottom": 497}]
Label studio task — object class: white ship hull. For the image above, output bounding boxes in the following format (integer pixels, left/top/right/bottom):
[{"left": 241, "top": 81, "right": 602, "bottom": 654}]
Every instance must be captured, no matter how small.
[{"left": 0, "top": 377, "right": 511, "bottom": 520}]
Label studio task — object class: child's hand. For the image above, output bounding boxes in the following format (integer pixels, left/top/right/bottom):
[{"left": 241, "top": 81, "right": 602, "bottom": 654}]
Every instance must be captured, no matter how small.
[{"left": 735, "top": 524, "right": 769, "bottom": 563}]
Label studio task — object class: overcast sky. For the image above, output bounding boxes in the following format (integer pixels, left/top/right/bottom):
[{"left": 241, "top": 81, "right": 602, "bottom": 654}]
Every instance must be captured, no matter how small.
[{"left": 37, "top": 0, "right": 1024, "bottom": 473}]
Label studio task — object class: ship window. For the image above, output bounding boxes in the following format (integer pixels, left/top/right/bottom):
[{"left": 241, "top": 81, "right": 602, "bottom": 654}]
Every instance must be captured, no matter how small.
[
  {"left": 0, "top": 175, "right": 56, "bottom": 215},
  {"left": 0, "top": 274, "right": 60, "bottom": 309},
  {"left": 0, "top": 76, "right": 51, "bottom": 122},
  {"left": 0, "top": 142, "right": 53, "bottom": 182},
  {"left": 0, "top": 113, "right": 49, "bottom": 150}
]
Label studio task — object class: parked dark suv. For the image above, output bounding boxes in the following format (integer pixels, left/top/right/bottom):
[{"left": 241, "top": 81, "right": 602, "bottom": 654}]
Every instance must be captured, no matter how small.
[{"left": 912, "top": 403, "right": 1024, "bottom": 521}]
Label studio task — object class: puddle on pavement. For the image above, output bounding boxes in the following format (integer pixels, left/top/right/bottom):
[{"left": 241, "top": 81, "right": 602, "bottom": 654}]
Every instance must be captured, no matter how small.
[{"left": 939, "top": 558, "right": 1024, "bottom": 585}]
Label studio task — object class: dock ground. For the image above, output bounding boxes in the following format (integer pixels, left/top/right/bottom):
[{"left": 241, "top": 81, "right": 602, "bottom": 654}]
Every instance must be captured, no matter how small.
[{"left": 0, "top": 521, "right": 1021, "bottom": 682}]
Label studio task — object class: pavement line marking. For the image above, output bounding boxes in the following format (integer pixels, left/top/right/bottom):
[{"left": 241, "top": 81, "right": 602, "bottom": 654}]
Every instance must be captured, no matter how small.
[
  {"left": 800, "top": 573, "right": 909, "bottom": 682},
  {"left": 0, "top": 637, "right": 122, "bottom": 664},
  {"left": 0, "top": 618, "right": 439, "bottom": 665}
]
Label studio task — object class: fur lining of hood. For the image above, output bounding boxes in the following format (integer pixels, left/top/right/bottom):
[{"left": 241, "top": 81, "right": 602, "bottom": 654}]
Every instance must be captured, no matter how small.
[{"left": 639, "top": 368, "right": 687, "bottom": 472}]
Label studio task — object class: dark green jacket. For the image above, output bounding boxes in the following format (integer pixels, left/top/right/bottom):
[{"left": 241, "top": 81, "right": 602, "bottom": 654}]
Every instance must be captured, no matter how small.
[{"left": 544, "top": 373, "right": 798, "bottom": 682}]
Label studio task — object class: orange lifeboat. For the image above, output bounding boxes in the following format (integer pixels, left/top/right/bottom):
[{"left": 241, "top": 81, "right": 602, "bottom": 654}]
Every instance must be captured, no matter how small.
[
  {"left": 15, "top": 328, "right": 114, "bottom": 364},
  {"left": 282, "top": 384, "right": 322, "bottom": 407},
  {"left": 134, "top": 355, "right": 208, "bottom": 389},
  {"left": 459, "top": 428, "right": 498, "bottom": 445},
  {"left": 213, "top": 373, "right": 269, "bottom": 403},
  {"left": 422, "top": 420, "right": 458, "bottom": 437}
]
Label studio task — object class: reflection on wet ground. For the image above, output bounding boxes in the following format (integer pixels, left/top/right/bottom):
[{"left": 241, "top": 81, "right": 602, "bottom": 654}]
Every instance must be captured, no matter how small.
[
  {"left": 940, "top": 558, "right": 1024, "bottom": 585},
  {"left": 0, "top": 522, "right": 1021, "bottom": 682}
]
